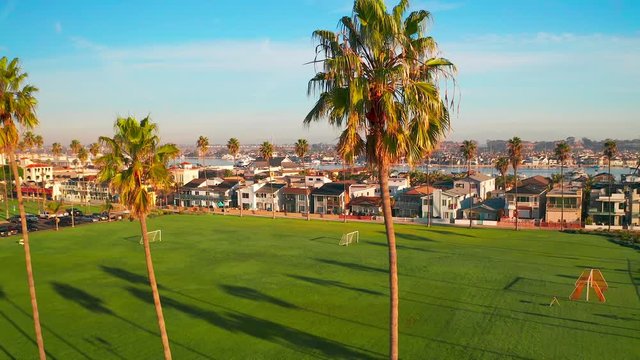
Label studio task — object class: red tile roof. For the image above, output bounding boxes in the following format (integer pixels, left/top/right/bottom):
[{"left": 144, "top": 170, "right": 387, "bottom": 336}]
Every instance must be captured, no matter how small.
[
  {"left": 25, "top": 163, "right": 51, "bottom": 168},
  {"left": 404, "top": 185, "right": 436, "bottom": 195}
]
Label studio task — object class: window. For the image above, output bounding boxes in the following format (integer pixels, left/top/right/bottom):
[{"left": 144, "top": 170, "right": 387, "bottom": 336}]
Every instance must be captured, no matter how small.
[
  {"left": 442, "top": 200, "right": 447, "bottom": 206},
  {"left": 317, "top": 206, "right": 324, "bottom": 213},
  {"left": 299, "top": 205, "right": 306, "bottom": 212},
  {"left": 517, "top": 196, "right": 528, "bottom": 203},
  {"left": 242, "top": 193, "right": 249, "bottom": 199},
  {"left": 298, "top": 194, "right": 305, "bottom": 201}
]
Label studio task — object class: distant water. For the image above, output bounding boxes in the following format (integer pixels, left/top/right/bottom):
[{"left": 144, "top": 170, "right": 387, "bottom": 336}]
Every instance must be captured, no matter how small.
[{"left": 175, "top": 157, "right": 635, "bottom": 178}]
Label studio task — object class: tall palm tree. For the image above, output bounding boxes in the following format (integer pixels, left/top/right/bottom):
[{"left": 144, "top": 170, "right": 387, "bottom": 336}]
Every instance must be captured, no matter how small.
[
  {"left": 554, "top": 141, "right": 571, "bottom": 230},
  {"left": 89, "top": 142, "right": 101, "bottom": 159},
  {"left": 227, "top": 137, "right": 241, "bottom": 214},
  {"left": 196, "top": 136, "right": 209, "bottom": 205},
  {"left": 295, "top": 138, "right": 311, "bottom": 221},
  {"left": 0, "top": 56, "right": 46, "bottom": 359},
  {"left": 507, "top": 137, "right": 523, "bottom": 231},
  {"left": 46, "top": 200, "right": 63, "bottom": 231},
  {"left": 34, "top": 134, "right": 43, "bottom": 153},
  {"left": 51, "top": 142, "right": 62, "bottom": 165},
  {"left": 460, "top": 140, "right": 476, "bottom": 228},
  {"left": 603, "top": 139, "right": 617, "bottom": 230},
  {"left": 23, "top": 130, "right": 36, "bottom": 152},
  {"left": 425, "top": 153, "right": 432, "bottom": 227},
  {"left": 77, "top": 147, "right": 89, "bottom": 212},
  {"left": 304, "top": 2, "right": 456, "bottom": 357},
  {"left": 259, "top": 141, "right": 275, "bottom": 219},
  {"left": 69, "top": 139, "right": 81, "bottom": 168},
  {"left": 227, "top": 137, "right": 240, "bottom": 159},
  {"left": 495, "top": 157, "right": 509, "bottom": 191},
  {"left": 97, "top": 116, "right": 179, "bottom": 360}
]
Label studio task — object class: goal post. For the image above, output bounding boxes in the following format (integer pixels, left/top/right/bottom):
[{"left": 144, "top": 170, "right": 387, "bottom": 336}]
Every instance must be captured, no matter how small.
[
  {"left": 339, "top": 231, "right": 359, "bottom": 246},
  {"left": 140, "top": 230, "right": 162, "bottom": 245}
]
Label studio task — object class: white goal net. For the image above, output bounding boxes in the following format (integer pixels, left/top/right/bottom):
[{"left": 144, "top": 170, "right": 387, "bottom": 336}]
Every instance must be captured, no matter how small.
[
  {"left": 140, "top": 230, "right": 162, "bottom": 244},
  {"left": 339, "top": 231, "right": 359, "bottom": 246}
]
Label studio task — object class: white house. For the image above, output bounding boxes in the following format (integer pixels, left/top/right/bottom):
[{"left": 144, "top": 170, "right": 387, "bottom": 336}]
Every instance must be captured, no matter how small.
[
  {"left": 255, "top": 183, "right": 286, "bottom": 211},
  {"left": 170, "top": 163, "right": 200, "bottom": 186},
  {"left": 237, "top": 182, "right": 266, "bottom": 210},
  {"left": 23, "top": 163, "right": 53, "bottom": 183},
  {"left": 349, "top": 184, "right": 378, "bottom": 198},
  {"left": 453, "top": 173, "right": 495, "bottom": 200}
]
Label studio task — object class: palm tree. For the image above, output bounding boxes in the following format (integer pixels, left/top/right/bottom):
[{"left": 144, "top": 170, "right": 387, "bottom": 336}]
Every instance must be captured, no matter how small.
[
  {"left": 23, "top": 130, "right": 36, "bottom": 152},
  {"left": 46, "top": 200, "right": 63, "bottom": 231},
  {"left": 304, "top": 2, "right": 456, "bottom": 357},
  {"left": 507, "top": 137, "right": 523, "bottom": 230},
  {"left": 259, "top": 141, "right": 275, "bottom": 219},
  {"left": 196, "top": 136, "right": 209, "bottom": 206},
  {"left": 51, "top": 142, "right": 62, "bottom": 165},
  {"left": 227, "top": 137, "right": 241, "bottom": 214},
  {"left": 34, "top": 134, "right": 43, "bottom": 153},
  {"left": 227, "top": 137, "right": 240, "bottom": 159},
  {"left": 77, "top": 147, "right": 89, "bottom": 212},
  {"left": 554, "top": 141, "right": 571, "bottom": 230},
  {"left": 603, "top": 139, "right": 617, "bottom": 230},
  {"left": 460, "top": 140, "right": 476, "bottom": 228},
  {"left": 295, "top": 139, "right": 311, "bottom": 221},
  {"left": 69, "top": 139, "right": 81, "bottom": 167},
  {"left": 0, "top": 56, "right": 46, "bottom": 359},
  {"left": 97, "top": 116, "right": 179, "bottom": 360},
  {"left": 495, "top": 157, "right": 509, "bottom": 191},
  {"left": 89, "top": 142, "right": 101, "bottom": 159}
]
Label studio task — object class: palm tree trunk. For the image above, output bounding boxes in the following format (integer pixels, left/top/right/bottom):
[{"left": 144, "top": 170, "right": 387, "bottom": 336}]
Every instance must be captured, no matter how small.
[
  {"left": 468, "top": 161, "right": 472, "bottom": 228},
  {"left": 343, "top": 161, "right": 347, "bottom": 223},
  {"left": 608, "top": 161, "right": 612, "bottom": 231},
  {"left": 2, "top": 164, "right": 9, "bottom": 220},
  {"left": 560, "top": 163, "right": 564, "bottom": 231},
  {"left": 514, "top": 168, "right": 519, "bottom": 231},
  {"left": 304, "top": 162, "right": 310, "bottom": 221},
  {"left": 140, "top": 215, "right": 172, "bottom": 360},
  {"left": 9, "top": 151, "right": 46, "bottom": 360},
  {"left": 378, "top": 158, "right": 399, "bottom": 360},
  {"left": 426, "top": 158, "right": 430, "bottom": 227}
]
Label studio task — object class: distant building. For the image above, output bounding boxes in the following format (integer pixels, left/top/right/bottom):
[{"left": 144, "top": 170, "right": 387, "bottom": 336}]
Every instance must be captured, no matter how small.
[
  {"left": 462, "top": 197, "right": 506, "bottom": 221},
  {"left": 312, "top": 183, "right": 347, "bottom": 215},
  {"left": 453, "top": 173, "right": 495, "bottom": 200},
  {"left": 504, "top": 184, "right": 548, "bottom": 220},
  {"left": 348, "top": 196, "right": 382, "bottom": 215},
  {"left": 588, "top": 185, "right": 625, "bottom": 227},
  {"left": 23, "top": 163, "right": 53, "bottom": 183},
  {"left": 545, "top": 185, "right": 583, "bottom": 224},
  {"left": 255, "top": 183, "right": 286, "bottom": 211},
  {"left": 170, "top": 164, "right": 200, "bottom": 186},
  {"left": 282, "top": 187, "right": 311, "bottom": 213}
]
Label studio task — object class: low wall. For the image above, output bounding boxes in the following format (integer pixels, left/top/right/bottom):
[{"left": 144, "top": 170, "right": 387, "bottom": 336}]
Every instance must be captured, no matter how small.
[
  {"left": 454, "top": 219, "right": 498, "bottom": 226},
  {"left": 585, "top": 224, "right": 624, "bottom": 231}
]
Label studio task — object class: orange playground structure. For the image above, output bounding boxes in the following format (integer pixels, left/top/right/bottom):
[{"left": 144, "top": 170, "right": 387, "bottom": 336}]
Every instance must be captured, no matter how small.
[{"left": 569, "top": 269, "right": 608, "bottom": 302}]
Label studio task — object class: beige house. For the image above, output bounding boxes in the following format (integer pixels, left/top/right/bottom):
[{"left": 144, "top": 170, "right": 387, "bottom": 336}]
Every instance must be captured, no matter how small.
[{"left": 545, "top": 184, "right": 582, "bottom": 224}]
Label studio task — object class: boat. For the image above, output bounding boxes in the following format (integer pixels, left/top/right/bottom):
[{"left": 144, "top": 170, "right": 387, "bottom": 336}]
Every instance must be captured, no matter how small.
[{"left": 234, "top": 156, "right": 253, "bottom": 167}]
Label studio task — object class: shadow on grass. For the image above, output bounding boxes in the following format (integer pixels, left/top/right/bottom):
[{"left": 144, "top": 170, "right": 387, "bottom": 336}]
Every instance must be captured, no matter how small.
[
  {"left": 308, "top": 236, "right": 340, "bottom": 246},
  {"left": 219, "top": 285, "right": 298, "bottom": 308},
  {"left": 315, "top": 258, "right": 387, "bottom": 274},
  {"left": 364, "top": 240, "right": 431, "bottom": 253},
  {"left": 376, "top": 231, "right": 437, "bottom": 242},
  {"left": 426, "top": 228, "right": 476, "bottom": 238},
  {"left": 0, "top": 286, "right": 83, "bottom": 359},
  {"left": 126, "top": 286, "right": 379, "bottom": 359},
  {"left": 100, "top": 265, "right": 166, "bottom": 289},
  {"left": 49, "top": 282, "right": 215, "bottom": 359},
  {"left": 593, "top": 313, "right": 640, "bottom": 322},
  {"left": 51, "top": 282, "right": 114, "bottom": 314},
  {"left": 401, "top": 290, "right": 640, "bottom": 340},
  {"left": 286, "top": 274, "right": 384, "bottom": 296}
]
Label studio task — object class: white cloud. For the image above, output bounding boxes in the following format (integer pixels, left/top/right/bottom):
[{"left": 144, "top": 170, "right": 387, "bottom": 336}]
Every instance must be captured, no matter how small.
[
  {"left": 54, "top": 21, "right": 62, "bottom": 34},
  {"left": 69, "top": 37, "right": 313, "bottom": 72}
]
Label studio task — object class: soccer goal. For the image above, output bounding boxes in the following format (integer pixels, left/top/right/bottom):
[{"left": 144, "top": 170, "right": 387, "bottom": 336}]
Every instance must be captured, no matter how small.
[
  {"left": 140, "top": 230, "right": 162, "bottom": 245},
  {"left": 340, "top": 231, "right": 359, "bottom": 246}
]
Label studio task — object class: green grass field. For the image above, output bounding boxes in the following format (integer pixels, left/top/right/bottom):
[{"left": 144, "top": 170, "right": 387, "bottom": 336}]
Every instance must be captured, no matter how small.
[{"left": 0, "top": 215, "right": 638, "bottom": 359}]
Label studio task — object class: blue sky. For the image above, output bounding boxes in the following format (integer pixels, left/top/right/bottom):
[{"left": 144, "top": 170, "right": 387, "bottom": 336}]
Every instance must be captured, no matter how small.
[{"left": 1, "top": 0, "right": 638, "bottom": 145}]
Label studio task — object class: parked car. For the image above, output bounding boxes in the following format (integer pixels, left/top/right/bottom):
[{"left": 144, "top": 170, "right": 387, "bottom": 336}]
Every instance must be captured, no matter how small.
[
  {"left": 14, "top": 223, "right": 38, "bottom": 233},
  {"left": 66, "top": 208, "right": 84, "bottom": 217},
  {"left": 58, "top": 217, "right": 73, "bottom": 227},
  {"left": 0, "top": 225, "right": 18, "bottom": 237},
  {"left": 92, "top": 212, "right": 109, "bottom": 221},
  {"left": 9, "top": 214, "right": 39, "bottom": 224}
]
